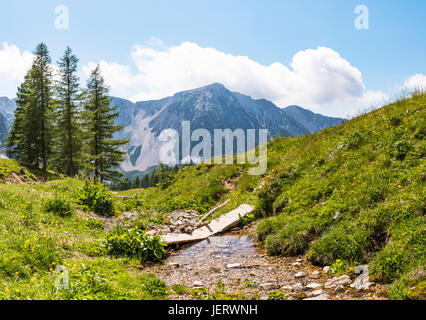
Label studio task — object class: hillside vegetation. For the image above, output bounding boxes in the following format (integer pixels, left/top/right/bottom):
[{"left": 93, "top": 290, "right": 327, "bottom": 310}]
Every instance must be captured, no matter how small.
[
  {"left": 0, "top": 93, "right": 424, "bottom": 300},
  {"left": 120, "top": 92, "right": 425, "bottom": 299}
]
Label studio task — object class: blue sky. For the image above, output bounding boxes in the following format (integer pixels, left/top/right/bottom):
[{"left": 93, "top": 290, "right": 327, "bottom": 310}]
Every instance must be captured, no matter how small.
[{"left": 1, "top": 0, "right": 425, "bottom": 117}]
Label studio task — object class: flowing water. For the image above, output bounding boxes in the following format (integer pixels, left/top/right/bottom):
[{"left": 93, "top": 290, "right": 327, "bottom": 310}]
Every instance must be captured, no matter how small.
[{"left": 142, "top": 228, "right": 386, "bottom": 300}]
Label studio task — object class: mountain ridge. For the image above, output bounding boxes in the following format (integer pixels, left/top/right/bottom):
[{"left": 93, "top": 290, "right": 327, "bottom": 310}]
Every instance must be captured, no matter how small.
[{"left": 112, "top": 83, "right": 344, "bottom": 171}]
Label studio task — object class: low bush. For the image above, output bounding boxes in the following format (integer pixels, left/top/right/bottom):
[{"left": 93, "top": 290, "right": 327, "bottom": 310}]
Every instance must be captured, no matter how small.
[
  {"left": 44, "top": 199, "right": 73, "bottom": 217},
  {"left": 105, "top": 227, "right": 166, "bottom": 262},
  {"left": 78, "top": 182, "right": 115, "bottom": 217},
  {"left": 391, "top": 139, "right": 412, "bottom": 160}
]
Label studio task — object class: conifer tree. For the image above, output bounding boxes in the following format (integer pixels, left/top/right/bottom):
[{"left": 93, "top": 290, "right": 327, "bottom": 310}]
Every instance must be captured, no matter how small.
[
  {"left": 7, "top": 43, "right": 53, "bottom": 171},
  {"left": 53, "top": 47, "right": 82, "bottom": 177},
  {"left": 83, "top": 65, "right": 129, "bottom": 182}
]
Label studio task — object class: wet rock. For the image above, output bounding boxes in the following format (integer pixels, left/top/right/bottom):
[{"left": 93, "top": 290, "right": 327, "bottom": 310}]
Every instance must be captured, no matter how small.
[
  {"left": 293, "top": 283, "right": 304, "bottom": 291},
  {"left": 324, "top": 275, "right": 352, "bottom": 289},
  {"left": 294, "top": 272, "right": 305, "bottom": 279},
  {"left": 281, "top": 285, "right": 293, "bottom": 291},
  {"left": 292, "top": 291, "right": 308, "bottom": 299},
  {"left": 304, "top": 293, "right": 329, "bottom": 300},
  {"left": 167, "top": 261, "right": 181, "bottom": 268},
  {"left": 333, "top": 284, "right": 344, "bottom": 294},
  {"left": 260, "top": 282, "right": 280, "bottom": 290},
  {"left": 310, "top": 289, "right": 324, "bottom": 296},
  {"left": 305, "top": 282, "right": 322, "bottom": 290}
]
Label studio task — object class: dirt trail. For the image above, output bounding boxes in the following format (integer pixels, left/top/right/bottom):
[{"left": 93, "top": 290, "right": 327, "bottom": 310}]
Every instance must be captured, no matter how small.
[{"left": 142, "top": 225, "right": 387, "bottom": 300}]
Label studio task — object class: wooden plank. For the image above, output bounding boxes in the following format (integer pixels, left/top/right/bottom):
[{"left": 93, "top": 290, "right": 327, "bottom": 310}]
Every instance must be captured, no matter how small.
[{"left": 161, "top": 204, "right": 255, "bottom": 245}]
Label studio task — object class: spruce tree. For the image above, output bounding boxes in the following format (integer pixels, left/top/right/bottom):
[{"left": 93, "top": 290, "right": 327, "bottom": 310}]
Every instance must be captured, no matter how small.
[
  {"left": 7, "top": 43, "right": 53, "bottom": 170},
  {"left": 83, "top": 65, "right": 129, "bottom": 182},
  {"left": 53, "top": 47, "right": 82, "bottom": 177},
  {"left": 6, "top": 72, "right": 36, "bottom": 163}
]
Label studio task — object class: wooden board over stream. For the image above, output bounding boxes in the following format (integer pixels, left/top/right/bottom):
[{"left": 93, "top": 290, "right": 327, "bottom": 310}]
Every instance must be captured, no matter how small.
[{"left": 160, "top": 204, "right": 255, "bottom": 245}]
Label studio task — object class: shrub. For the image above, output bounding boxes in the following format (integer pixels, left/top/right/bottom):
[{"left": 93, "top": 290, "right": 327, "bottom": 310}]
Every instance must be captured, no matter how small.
[
  {"left": 345, "top": 131, "right": 366, "bottom": 150},
  {"left": 389, "top": 116, "right": 403, "bottom": 127},
  {"left": 105, "top": 227, "right": 166, "bottom": 262},
  {"left": 78, "top": 182, "right": 115, "bottom": 217},
  {"left": 44, "top": 199, "right": 73, "bottom": 217},
  {"left": 391, "top": 140, "right": 412, "bottom": 160}
]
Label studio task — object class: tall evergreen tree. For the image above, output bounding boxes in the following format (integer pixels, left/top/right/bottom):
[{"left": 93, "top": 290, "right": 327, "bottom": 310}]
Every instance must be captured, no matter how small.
[
  {"left": 7, "top": 43, "right": 53, "bottom": 171},
  {"left": 53, "top": 47, "right": 82, "bottom": 177},
  {"left": 83, "top": 65, "right": 129, "bottom": 182},
  {"left": 6, "top": 72, "right": 36, "bottom": 163}
]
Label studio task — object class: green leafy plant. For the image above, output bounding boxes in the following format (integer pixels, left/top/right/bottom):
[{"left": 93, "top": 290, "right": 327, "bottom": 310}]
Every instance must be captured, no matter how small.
[
  {"left": 105, "top": 227, "right": 166, "bottom": 262},
  {"left": 78, "top": 182, "right": 115, "bottom": 217},
  {"left": 44, "top": 198, "right": 73, "bottom": 217},
  {"left": 329, "top": 259, "right": 348, "bottom": 275},
  {"left": 267, "top": 290, "right": 288, "bottom": 300},
  {"left": 391, "top": 139, "right": 412, "bottom": 160}
]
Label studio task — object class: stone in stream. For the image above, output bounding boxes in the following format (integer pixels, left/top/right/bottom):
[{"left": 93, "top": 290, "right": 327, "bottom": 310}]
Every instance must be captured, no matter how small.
[
  {"left": 281, "top": 285, "right": 293, "bottom": 291},
  {"left": 259, "top": 282, "right": 280, "bottom": 290},
  {"left": 310, "top": 289, "right": 324, "bottom": 297},
  {"left": 304, "top": 293, "right": 329, "bottom": 300},
  {"left": 324, "top": 275, "right": 352, "bottom": 289},
  {"left": 293, "top": 283, "right": 304, "bottom": 291},
  {"left": 305, "top": 282, "right": 322, "bottom": 290},
  {"left": 333, "top": 284, "right": 344, "bottom": 294},
  {"left": 167, "top": 261, "right": 181, "bottom": 268}
]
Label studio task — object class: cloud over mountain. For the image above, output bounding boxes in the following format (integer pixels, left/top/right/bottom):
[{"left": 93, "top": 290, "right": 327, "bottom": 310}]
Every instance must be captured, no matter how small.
[
  {"left": 84, "top": 41, "right": 375, "bottom": 116},
  {"left": 0, "top": 43, "right": 33, "bottom": 98}
]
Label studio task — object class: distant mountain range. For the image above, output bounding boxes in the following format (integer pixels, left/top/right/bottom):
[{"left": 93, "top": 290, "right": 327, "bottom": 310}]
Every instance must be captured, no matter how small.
[
  {"left": 112, "top": 83, "right": 344, "bottom": 171},
  {"left": 0, "top": 84, "right": 344, "bottom": 170},
  {"left": 0, "top": 97, "right": 14, "bottom": 148}
]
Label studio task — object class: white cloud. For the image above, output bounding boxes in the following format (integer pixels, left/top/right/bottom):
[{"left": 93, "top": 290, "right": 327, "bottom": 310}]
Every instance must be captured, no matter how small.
[
  {"left": 403, "top": 73, "right": 426, "bottom": 91},
  {"left": 0, "top": 41, "right": 422, "bottom": 118},
  {"left": 82, "top": 61, "right": 145, "bottom": 98},
  {"left": 0, "top": 42, "right": 33, "bottom": 98},
  {"left": 84, "top": 42, "right": 370, "bottom": 116}
]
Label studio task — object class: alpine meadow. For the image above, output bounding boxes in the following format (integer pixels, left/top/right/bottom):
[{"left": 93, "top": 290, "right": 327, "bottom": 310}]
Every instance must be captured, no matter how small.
[{"left": 0, "top": 0, "right": 425, "bottom": 306}]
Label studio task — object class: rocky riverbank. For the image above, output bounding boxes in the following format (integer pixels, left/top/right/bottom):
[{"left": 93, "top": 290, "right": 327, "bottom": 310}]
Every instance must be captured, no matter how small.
[{"left": 141, "top": 225, "right": 388, "bottom": 300}]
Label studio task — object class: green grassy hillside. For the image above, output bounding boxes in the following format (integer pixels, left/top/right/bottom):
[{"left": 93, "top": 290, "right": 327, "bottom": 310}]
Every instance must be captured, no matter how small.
[
  {"left": 254, "top": 92, "right": 425, "bottom": 299},
  {"left": 0, "top": 92, "right": 424, "bottom": 300},
  {"left": 120, "top": 92, "right": 425, "bottom": 299}
]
